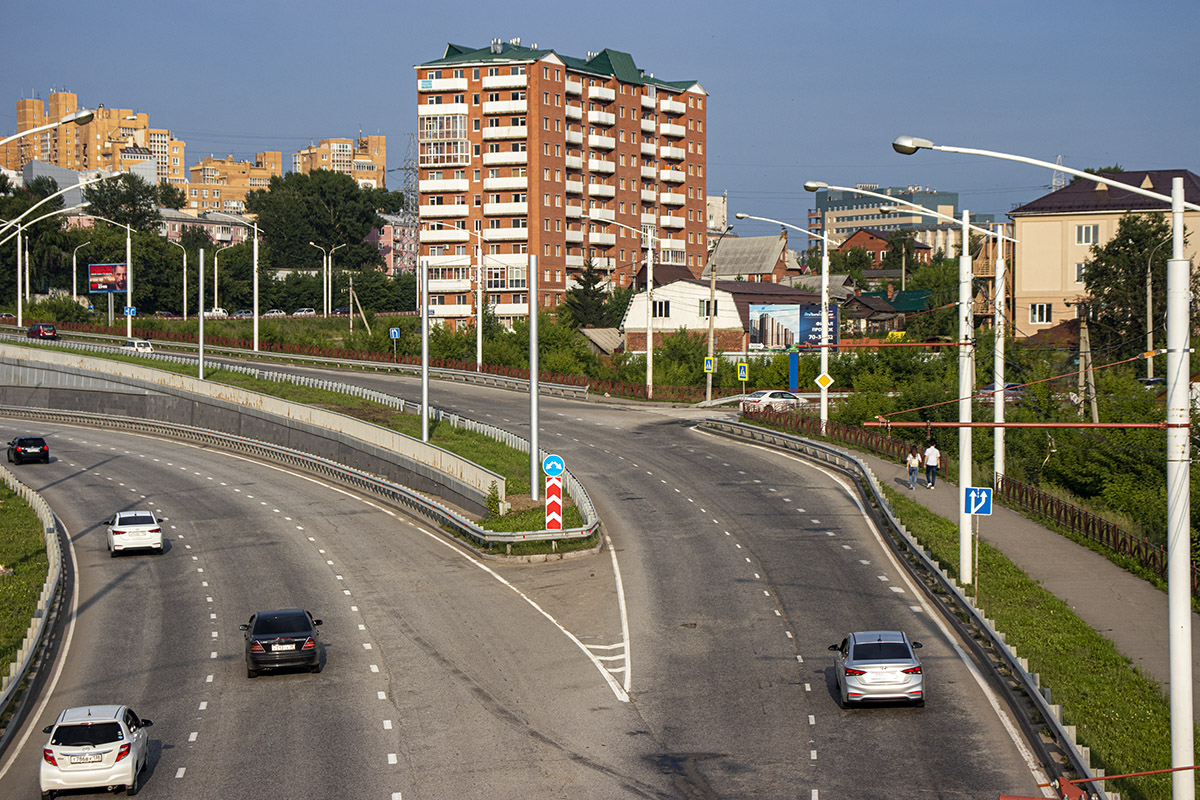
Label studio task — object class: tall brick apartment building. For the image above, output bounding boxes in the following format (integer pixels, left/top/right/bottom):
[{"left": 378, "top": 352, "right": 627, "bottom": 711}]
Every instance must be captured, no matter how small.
[{"left": 415, "top": 39, "right": 708, "bottom": 328}]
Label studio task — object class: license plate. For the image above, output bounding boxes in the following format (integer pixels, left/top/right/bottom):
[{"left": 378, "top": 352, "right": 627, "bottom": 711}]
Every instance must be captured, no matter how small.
[
  {"left": 70, "top": 754, "right": 103, "bottom": 764},
  {"left": 868, "top": 671, "right": 900, "bottom": 683},
  {"left": 271, "top": 643, "right": 295, "bottom": 652}
]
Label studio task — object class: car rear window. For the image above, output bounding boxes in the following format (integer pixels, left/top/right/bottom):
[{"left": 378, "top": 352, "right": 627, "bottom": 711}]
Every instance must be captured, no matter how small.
[
  {"left": 120, "top": 513, "right": 156, "bottom": 526},
  {"left": 254, "top": 613, "right": 309, "bottom": 635},
  {"left": 852, "top": 642, "right": 912, "bottom": 661},
  {"left": 51, "top": 722, "right": 123, "bottom": 746},
  {"left": 18, "top": 438, "right": 46, "bottom": 447}
]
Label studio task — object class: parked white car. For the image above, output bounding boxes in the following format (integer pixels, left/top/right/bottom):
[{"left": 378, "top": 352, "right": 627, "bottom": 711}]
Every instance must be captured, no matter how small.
[
  {"left": 105, "top": 510, "right": 164, "bottom": 556},
  {"left": 263, "top": 308, "right": 287, "bottom": 318},
  {"left": 741, "top": 389, "right": 806, "bottom": 413},
  {"left": 40, "top": 705, "right": 153, "bottom": 797},
  {"left": 292, "top": 307, "right": 316, "bottom": 317},
  {"left": 120, "top": 338, "right": 154, "bottom": 355},
  {"left": 203, "top": 307, "right": 228, "bottom": 319}
]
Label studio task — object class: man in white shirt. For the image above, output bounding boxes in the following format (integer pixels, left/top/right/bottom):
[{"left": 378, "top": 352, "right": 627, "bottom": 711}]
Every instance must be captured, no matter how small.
[{"left": 923, "top": 442, "right": 941, "bottom": 489}]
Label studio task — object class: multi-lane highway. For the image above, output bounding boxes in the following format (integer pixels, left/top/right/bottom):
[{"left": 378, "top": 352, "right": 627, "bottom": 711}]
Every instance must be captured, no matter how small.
[{"left": 0, "top": 366, "right": 1048, "bottom": 798}]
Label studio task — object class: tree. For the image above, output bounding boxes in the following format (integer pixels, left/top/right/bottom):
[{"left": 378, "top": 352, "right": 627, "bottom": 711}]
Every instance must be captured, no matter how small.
[
  {"left": 603, "top": 285, "right": 633, "bottom": 328},
  {"left": 828, "top": 247, "right": 872, "bottom": 284},
  {"left": 1082, "top": 213, "right": 1171, "bottom": 358},
  {"left": 881, "top": 229, "right": 918, "bottom": 278},
  {"left": 561, "top": 258, "right": 608, "bottom": 329},
  {"left": 157, "top": 182, "right": 187, "bottom": 209},
  {"left": 902, "top": 256, "right": 958, "bottom": 341},
  {"left": 1070, "top": 164, "right": 1124, "bottom": 184},
  {"left": 82, "top": 174, "right": 161, "bottom": 232}
]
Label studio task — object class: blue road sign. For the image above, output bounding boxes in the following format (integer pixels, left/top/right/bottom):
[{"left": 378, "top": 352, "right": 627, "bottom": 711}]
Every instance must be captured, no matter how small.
[
  {"left": 542, "top": 454, "right": 565, "bottom": 477},
  {"left": 389, "top": 327, "right": 400, "bottom": 339},
  {"left": 124, "top": 306, "right": 136, "bottom": 317},
  {"left": 966, "top": 486, "right": 993, "bottom": 516},
  {"left": 737, "top": 363, "right": 748, "bottom": 382},
  {"left": 704, "top": 356, "right": 714, "bottom": 373}
]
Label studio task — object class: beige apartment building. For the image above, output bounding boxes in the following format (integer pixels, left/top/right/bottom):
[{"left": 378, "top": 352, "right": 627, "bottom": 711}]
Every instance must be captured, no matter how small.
[
  {"left": 186, "top": 152, "right": 283, "bottom": 214},
  {"left": 1008, "top": 170, "right": 1200, "bottom": 338},
  {"left": 414, "top": 39, "right": 708, "bottom": 329},
  {"left": 4, "top": 91, "right": 186, "bottom": 185},
  {"left": 292, "top": 136, "right": 387, "bottom": 189}
]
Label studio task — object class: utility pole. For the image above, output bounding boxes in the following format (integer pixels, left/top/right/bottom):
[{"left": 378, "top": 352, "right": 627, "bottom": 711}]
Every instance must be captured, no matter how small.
[{"left": 1075, "top": 302, "right": 1099, "bottom": 423}]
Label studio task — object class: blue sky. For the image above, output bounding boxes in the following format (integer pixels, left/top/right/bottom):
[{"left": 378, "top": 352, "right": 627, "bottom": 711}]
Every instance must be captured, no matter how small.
[{"left": 5, "top": 0, "right": 1196, "bottom": 238}]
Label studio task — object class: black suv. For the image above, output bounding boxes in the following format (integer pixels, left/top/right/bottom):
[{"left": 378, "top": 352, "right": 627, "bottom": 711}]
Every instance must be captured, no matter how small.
[
  {"left": 8, "top": 436, "right": 49, "bottom": 464},
  {"left": 26, "top": 322, "right": 58, "bottom": 340}
]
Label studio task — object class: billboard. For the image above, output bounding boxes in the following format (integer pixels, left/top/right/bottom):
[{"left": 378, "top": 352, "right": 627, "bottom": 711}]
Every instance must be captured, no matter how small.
[
  {"left": 88, "top": 263, "right": 128, "bottom": 293},
  {"left": 749, "top": 303, "right": 839, "bottom": 351}
]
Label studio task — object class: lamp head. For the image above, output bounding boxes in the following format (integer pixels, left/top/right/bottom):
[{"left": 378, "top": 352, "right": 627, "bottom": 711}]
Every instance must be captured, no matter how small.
[
  {"left": 63, "top": 108, "right": 95, "bottom": 126},
  {"left": 879, "top": 205, "right": 898, "bottom": 214},
  {"left": 802, "top": 181, "right": 827, "bottom": 192},
  {"left": 891, "top": 136, "right": 934, "bottom": 155},
  {"left": 734, "top": 212, "right": 748, "bottom": 220}
]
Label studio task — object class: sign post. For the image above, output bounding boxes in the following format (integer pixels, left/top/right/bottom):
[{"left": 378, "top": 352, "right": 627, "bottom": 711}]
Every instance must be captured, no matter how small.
[
  {"left": 389, "top": 326, "right": 400, "bottom": 361},
  {"left": 965, "top": 486, "right": 993, "bottom": 600},
  {"left": 737, "top": 362, "right": 748, "bottom": 383},
  {"left": 542, "top": 454, "right": 564, "bottom": 531}
]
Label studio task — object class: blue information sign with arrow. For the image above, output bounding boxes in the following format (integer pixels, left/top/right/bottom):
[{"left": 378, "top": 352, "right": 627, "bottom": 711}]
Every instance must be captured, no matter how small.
[{"left": 965, "top": 486, "right": 993, "bottom": 516}]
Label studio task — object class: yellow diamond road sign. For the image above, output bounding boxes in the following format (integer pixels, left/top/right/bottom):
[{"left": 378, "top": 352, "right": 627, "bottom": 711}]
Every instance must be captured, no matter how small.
[{"left": 815, "top": 372, "right": 834, "bottom": 390}]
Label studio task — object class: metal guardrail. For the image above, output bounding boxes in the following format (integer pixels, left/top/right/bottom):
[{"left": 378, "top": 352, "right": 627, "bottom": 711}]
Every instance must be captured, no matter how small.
[
  {"left": 0, "top": 465, "right": 62, "bottom": 724},
  {"left": 701, "top": 418, "right": 1108, "bottom": 800}
]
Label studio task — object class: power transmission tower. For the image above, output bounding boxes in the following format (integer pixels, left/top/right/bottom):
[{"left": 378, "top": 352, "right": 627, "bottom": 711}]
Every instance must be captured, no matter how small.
[
  {"left": 385, "top": 133, "right": 419, "bottom": 274},
  {"left": 1051, "top": 155, "right": 1067, "bottom": 192}
]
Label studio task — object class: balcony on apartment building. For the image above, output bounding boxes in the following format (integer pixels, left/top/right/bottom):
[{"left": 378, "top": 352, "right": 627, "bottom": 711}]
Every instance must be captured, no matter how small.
[
  {"left": 565, "top": 155, "right": 583, "bottom": 171},
  {"left": 660, "top": 145, "right": 685, "bottom": 161},
  {"left": 565, "top": 229, "right": 584, "bottom": 243},
  {"left": 483, "top": 202, "right": 528, "bottom": 216},
  {"left": 640, "top": 119, "right": 656, "bottom": 134},
  {"left": 659, "top": 214, "right": 685, "bottom": 230},
  {"left": 587, "top": 110, "right": 615, "bottom": 127},
  {"left": 640, "top": 142, "right": 656, "bottom": 158},
  {"left": 566, "top": 254, "right": 585, "bottom": 268},
  {"left": 641, "top": 165, "right": 657, "bottom": 181},
  {"left": 566, "top": 179, "right": 584, "bottom": 195},
  {"left": 419, "top": 178, "right": 470, "bottom": 193},
  {"left": 659, "top": 191, "right": 685, "bottom": 206},
  {"left": 482, "top": 176, "right": 528, "bottom": 191},
  {"left": 565, "top": 204, "right": 583, "bottom": 219},
  {"left": 589, "top": 231, "right": 616, "bottom": 247},
  {"left": 482, "top": 151, "right": 527, "bottom": 166},
  {"left": 660, "top": 169, "right": 685, "bottom": 184},
  {"left": 418, "top": 103, "right": 469, "bottom": 117},
  {"left": 588, "top": 85, "right": 615, "bottom": 103},
  {"left": 565, "top": 105, "right": 582, "bottom": 121},
  {"left": 641, "top": 188, "right": 656, "bottom": 203},
  {"left": 586, "top": 183, "right": 615, "bottom": 199},
  {"left": 481, "top": 74, "right": 527, "bottom": 90},
  {"left": 565, "top": 130, "right": 583, "bottom": 145},
  {"left": 565, "top": 79, "right": 583, "bottom": 96},
  {"left": 641, "top": 95, "right": 656, "bottom": 109},
  {"left": 419, "top": 203, "right": 470, "bottom": 218},
  {"left": 482, "top": 227, "right": 529, "bottom": 242},
  {"left": 482, "top": 100, "right": 528, "bottom": 116},
  {"left": 588, "top": 207, "right": 615, "bottom": 222},
  {"left": 659, "top": 98, "right": 686, "bottom": 115},
  {"left": 659, "top": 122, "right": 686, "bottom": 138},
  {"left": 587, "top": 157, "right": 615, "bottom": 174},
  {"left": 417, "top": 77, "right": 468, "bottom": 92},
  {"left": 482, "top": 125, "right": 528, "bottom": 140},
  {"left": 423, "top": 254, "right": 476, "bottom": 267},
  {"left": 429, "top": 276, "right": 473, "bottom": 293},
  {"left": 493, "top": 301, "right": 532, "bottom": 316},
  {"left": 420, "top": 228, "right": 471, "bottom": 244},
  {"left": 659, "top": 237, "right": 685, "bottom": 251},
  {"left": 587, "top": 134, "right": 615, "bottom": 150}
]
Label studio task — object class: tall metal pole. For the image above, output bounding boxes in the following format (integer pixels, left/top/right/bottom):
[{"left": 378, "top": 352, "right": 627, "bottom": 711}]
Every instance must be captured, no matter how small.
[
  {"left": 198, "top": 249, "right": 206, "bottom": 381},
  {"left": 644, "top": 244, "right": 654, "bottom": 399},
  {"left": 1147, "top": 255, "right": 1155, "bottom": 382},
  {"left": 125, "top": 225, "right": 133, "bottom": 337},
  {"left": 957, "top": 209, "right": 973, "bottom": 584},
  {"left": 475, "top": 243, "right": 483, "bottom": 369},
  {"left": 1166, "top": 177, "right": 1194, "bottom": 800},
  {"left": 252, "top": 224, "right": 260, "bottom": 352},
  {"left": 705, "top": 244, "right": 719, "bottom": 404},
  {"left": 992, "top": 226, "right": 1006, "bottom": 481},
  {"left": 819, "top": 243, "right": 830, "bottom": 434},
  {"left": 529, "top": 254, "right": 540, "bottom": 502},
  {"left": 420, "top": 258, "right": 429, "bottom": 443},
  {"left": 72, "top": 241, "right": 90, "bottom": 300},
  {"left": 15, "top": 228, "right": 23, "bottom": 326}
]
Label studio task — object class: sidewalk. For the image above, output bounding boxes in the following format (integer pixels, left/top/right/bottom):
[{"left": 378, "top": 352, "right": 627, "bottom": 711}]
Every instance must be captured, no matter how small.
[{"left": 855, "top": 448, "right": 1199, "bottom": 722}]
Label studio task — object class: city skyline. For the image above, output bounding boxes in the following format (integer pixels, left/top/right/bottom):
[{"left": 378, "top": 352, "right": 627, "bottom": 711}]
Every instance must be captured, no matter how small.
[{"left": 3, "top": 0, "right": 1197, "bottom": 238}]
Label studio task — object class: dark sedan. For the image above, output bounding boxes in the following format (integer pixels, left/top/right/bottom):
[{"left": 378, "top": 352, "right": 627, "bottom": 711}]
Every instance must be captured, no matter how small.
[
  {"left": 7, "top": 436, "right": 49, "bottom": 464},
  {"left": 240, "top": 609, "right": 322, "bottom": 678}
]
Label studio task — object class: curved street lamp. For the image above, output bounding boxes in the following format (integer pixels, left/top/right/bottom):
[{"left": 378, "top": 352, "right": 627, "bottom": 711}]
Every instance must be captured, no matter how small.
[
  {"left": 1, "top": 204, "right": 87, "bottom": 326},
  {"left": 893, "top": 135, "right": 1196, "bottom": 800},
  {"left": 87, "top": 215, "right": 135, "bottom": 336},
  {"left": 72, "top": 240, "right": 91, "bottom": 301},
  {"left": 0, "top": 107, "right": 95, "bottom": 150},
  {"left": 734, "top": 212, "right": 834, "bottom": 432},
  {"left": 166, "top": 239, "right": 187, "bottom": 321},
  {"left": 211, "top": 212, "right": 262, "bottom": 350}
]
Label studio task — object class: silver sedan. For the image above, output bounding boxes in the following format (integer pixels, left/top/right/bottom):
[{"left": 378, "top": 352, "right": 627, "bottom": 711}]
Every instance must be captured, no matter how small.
[
  {"left": 740, "top": 389, "right": 806, "bottom": 413},
  {"left": 829, "top": 630, "right": 924, "bottom": 707}
]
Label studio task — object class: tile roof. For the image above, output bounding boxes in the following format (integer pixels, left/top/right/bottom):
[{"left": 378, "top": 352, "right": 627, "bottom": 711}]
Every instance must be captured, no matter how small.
[
  {"left": 1010, "top": 169, "right": 1200, "bottom": 216},
  {"left": 703, "top": 233, "right": 793, "bottom": 278},
  {"left": 861, "top": 289, "right": 932, "bottom": 313}
]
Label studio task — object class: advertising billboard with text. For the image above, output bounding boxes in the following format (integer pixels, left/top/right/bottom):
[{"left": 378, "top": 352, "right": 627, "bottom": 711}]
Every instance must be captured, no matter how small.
[
  {"left": 88, "top": 263, "right": 128, "bottom": 293},
  {"left": 749, "top": 303, "right": 839, "bottom": 351}
]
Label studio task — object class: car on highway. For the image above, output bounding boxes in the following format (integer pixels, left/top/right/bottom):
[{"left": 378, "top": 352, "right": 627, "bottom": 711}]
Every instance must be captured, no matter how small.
[
  {"left": 27, "top": 322, "right": 59, "bottom": 340},
  {"left": 232, "top": 308, "right": 254, "bottom": 318},
  {"left": 332, "top": 306, "right": 351, "bottom": 315},
  {"left": 104, "top": 510, "right": 164, "bottom": 557},
  {"left": 8, "top": 435, "right": 50, "bottom": 464},
  {"left": 121, "top": 338, "right": 154, "bottom": 355},
  {"left": 241, "top": 608, "right": 323, "bottom": 677},
  {"left": 976, "top": 382, "right": 1024, "bottom": 405},
  {"left": 829, "top": 630, "right": 924, "bottom": 707},
  {"left": 40, "top": 704, "right": 153, "bottom": 798},
  {"left": 263, "top": 308, "right": 287, "bottom": 318},
  {"left": 741, "top": 389, "right": 806, "bottom": 413},
  {"left": 292, "top": 307, "right": 316, "bottom": 317},
  {"left": 203, "top": 307, "right": 228, "bottom": 319},
  {"left": 0, "top": 311, "right": 15, "bottom": 321}
]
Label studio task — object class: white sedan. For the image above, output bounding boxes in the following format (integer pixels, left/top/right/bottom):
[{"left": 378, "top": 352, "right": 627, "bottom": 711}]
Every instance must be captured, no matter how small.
[
  {"left": 741, "top": 389, "right": 806, "bottom": 413},
  {"left": 105, "top": 510, "right": 164, "bottom": 556}
]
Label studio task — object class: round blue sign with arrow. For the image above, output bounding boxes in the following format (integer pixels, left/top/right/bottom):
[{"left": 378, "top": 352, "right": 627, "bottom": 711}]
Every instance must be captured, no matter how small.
[{"left": 542, "top": 454, "right": 565, "bottom": 477}]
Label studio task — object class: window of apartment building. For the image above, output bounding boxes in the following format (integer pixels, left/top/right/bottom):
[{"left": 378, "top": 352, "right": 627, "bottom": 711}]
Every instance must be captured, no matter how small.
[
  {"left": 555, "top": 169, "right": 562, "bottom": 181},
  {"left": 427, "top": 95, "right": 442, "bottom": 105},
  {"left": 473, "top": 169, "right": 480, "bottom": 181},
  {"left": 513, "top": 192, "right": 525, "bottom": 203},
  {"left": 544, "top": 244, "right": 551, "bottom": 255},
  {"left": 652, "top": 299, "right": 670, "bottom": 318},
  {"left": 556, "top": 194, "right": 562, "bottom": 207},
  {"left": 453, "top": 169, "right": 465, "bottom": 180},
  {"left": 190, "top": 188, "right": 197, "bottom": 197},
  {"left": 474, "top": 195, "right": 481, "bottom": 206},
  {"left": 473, "top": 119, "right": 481, "bottom": 131},
  {"left": 454, "top": 94, "right": 465, "bottom": 104},
  {"left": 473, "top": 144, "right": 481, "bottom": 156},
  {"left": 428, "top": 195, "right": 444, "bottom": 206},
  {"left": 511, "top": 90, "right": 525, "bottom": 100},
  {"left": 488, "top": 143, "right": 500, "bottom": 153},
  {"left": 544, "top": 168, "right": 551, "bottom": 180},
  {"left": 488, "top": 67, "right": 499, "bottom": 76},
  {"left": 543, "top": 143, "right": 551, "bottom": 155},
  {"left": 488, "top": 168, "right": 499, "bottom": 178},
  {"left": 513, "top": 65, "right": 525, "bottom": 75},
  {"left": 697, "top": 144, "right": 703, "bottom": 154},
  {"left": 544, "top": 218, "right": 551, "bottom": 231},
  {"left": 426, "top": 70, "right": 441, "bottom": 79},
  {"left": 487, "top": 117, "right": 499, "bottom": 128},
  {"left": 555, "top": 219, "right": 562, "bottom": 231},
  {"left": 543, "top": 117, "right": 550, "bottom": 130},
  {"left": 554, "top": 144, "right": 561, "bottom": 156},
  {"left": 699, "top": 299, "right": 718, "bottom": 317},
  {"left": 513, "top": 219, "right": 527, "bottom": 229},
  {"left": 543, "top": 66, "right": 549, "bottom": 79},
  {"left": 455, "top": 245, "right": 467, "bottom": 256},
  {"left": 473, "top": 68, "right": 480, "bottom": 79},
  {"left": 489, "top": 244, "right": 500, "bottom": 254},
  {"left": 514, "top": 141, "right": 526, "bottom": 151},
  {"left": 514, "top": 167, "right": 526, "bottom": 177},
  {"left": 555, "top": 244, "right": 562, "bottom": 256},
  {"left": 543, "top": 91, "right": 550, "bottom": 104},
  {"left": 1030, "top": 303, "right": 1052, "bottom": 324},
  {"left": 555, "top": 93, "right": 561, "bottom": 106},
  {"left": 544, "top": 193, "right": 550, "bottom": 206},
  {"left": 454, "top": 195, "right": 467, "bottom": 205},
  {"left": 452, "top": 68, "right": 463, "bottom": 78},
  {"left": 489, "top": 219, "right": 501, "bottom": 229},
  {"left": 555, "top": 119, "right": 561, "bottom": 131},
  {"left": 555, "top": 69, "right": 560, "bottom": 80},
  {"left": 487, "top": 92, "right": 500, "bottom": 102},
  {"left": 473, "top": 93, "right": 479, "bottom": 105},
  {"left": 489, "top": 193, "right": 501, "bottom": 204},
  {"left": 1076, "top": 224, "right": 1099, "bottom": 245},
  {"left": 1075, "top": 263, "right": 1087, "bottom": 283}
]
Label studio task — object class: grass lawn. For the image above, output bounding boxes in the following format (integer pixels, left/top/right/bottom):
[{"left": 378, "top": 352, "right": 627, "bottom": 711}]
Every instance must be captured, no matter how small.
[{"left": 0, "top": 485, "right": 48, "bottom": 678}]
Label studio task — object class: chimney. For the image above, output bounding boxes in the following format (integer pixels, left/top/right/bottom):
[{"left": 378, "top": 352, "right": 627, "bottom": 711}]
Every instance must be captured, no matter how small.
[{"left": 887, "top": 283, "right": 895, "bottom": 300}]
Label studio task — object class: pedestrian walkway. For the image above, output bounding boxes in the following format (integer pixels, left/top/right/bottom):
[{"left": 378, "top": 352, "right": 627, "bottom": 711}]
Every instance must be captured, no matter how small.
[{"left": 853, "top": 447, "right": 1199, "bottom": 722}]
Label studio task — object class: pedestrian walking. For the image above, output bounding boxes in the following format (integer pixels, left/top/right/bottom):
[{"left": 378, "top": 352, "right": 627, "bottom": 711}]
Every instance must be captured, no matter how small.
[
  {"left": 905, "top": 445, "right": 922, "bottom": 490},
  {"left": 923, "top": 441, "right": 941, "bottom": 489}
]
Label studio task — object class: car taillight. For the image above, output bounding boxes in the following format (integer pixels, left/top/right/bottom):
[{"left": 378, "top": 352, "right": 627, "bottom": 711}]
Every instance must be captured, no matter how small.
[
  {"left": 115, "top": 743, "right": 130, "bottom": 762},
  {"left": 844, "top": 667, "right": 867, "bottom": 676},
  {"left": 250, "top": 641, "right": 264, "bottom": 653},
  {"left": 41, "top": 446, "right": 48, "bottom": 451},
  {"left": 149, "top": 527, "right": 161, "bottom": 534},
  {"left": 43, "top": 748, "right": 58, "bottom": 766},
  {"left": 112, "top": 529, "right": 125, "bottom": 536},
  {"left": 902, "top": 666, "right": 922, "bottom": 675},
  {"left": 301, "top": 636, "right": 315, "bottom": 650}
]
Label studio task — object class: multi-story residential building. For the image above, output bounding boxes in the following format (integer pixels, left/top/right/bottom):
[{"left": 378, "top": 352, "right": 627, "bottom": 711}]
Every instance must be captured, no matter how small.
[
  {"left": 808, "top": 184, "right": 959, "bottom": 247},
  {"left": 293, "top": 136, "right": 387, "bottom": 188},
  {"left": 369, "top": 212, "right": 419, "bottom": 276},
  {"left": 837, "top": 228, "right": 932, "bottom": 267},
  {"left": 1007, "top": 170, "right": 1200, "bottom": 338},
  {"left": 4, "top": 91, "right": 186, "bottom": 185},
  {"left": 415, "top": 38, "right": 708, "bottom": 329},
  {"left": 185, "top": 152, "right": 282, "bottom": 214}
]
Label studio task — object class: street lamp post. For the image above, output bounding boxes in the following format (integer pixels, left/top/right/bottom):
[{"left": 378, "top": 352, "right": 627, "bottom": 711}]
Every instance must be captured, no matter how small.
[
  {"left": 87, "top": 215, "right": 135, "bottom": 337},
  {"left": 0, "top": 108, "right": 94, "bottom": 150},
  {"left": 734, "top": 212, "right": 835, "bottom": 432},
  {"left": 214, "top": 243, "right": 234, "bottom": 313},
  {"left": 1, "top": 204, "right": 88, "bottom": 325},
  {"left": 893, "top": 135, "right": 1199, "bottom": 800},
  {"left": 420, "top": 220, "right": 494, "bottom": 369},
  {"left": 212, "top": 213, "right": 262, "bottom": 351},
  {"left": 308, "top": 241, "right": 329, "bottom": 315},
  {"left": 704, "top": 225, "right": 735, "bottom": 404},
  {"left": 328, "top": 243, "right": 347, "bottom": 317},
  {"left": 72, "top": 240, "right": 91, "bottom": 301},
  {"left": 166, "top": 239, "right": 187, "bottom": 321}
]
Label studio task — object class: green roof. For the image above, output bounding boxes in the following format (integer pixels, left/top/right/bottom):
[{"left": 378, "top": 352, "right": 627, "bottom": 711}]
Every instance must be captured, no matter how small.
[
  {"left": 861, "top": 289, "right": 932, "bottom": 314},
  {"left": 417, "top": 42, "right": 700, "bottom": 92}
]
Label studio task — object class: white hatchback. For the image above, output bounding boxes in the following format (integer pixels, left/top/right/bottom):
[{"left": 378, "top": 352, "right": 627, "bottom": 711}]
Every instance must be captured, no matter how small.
[
  {"left": 120, "top": 338, "right": 154, "bottom": 355},
  {"left": 105, "top": 510, "right": 164, "bottom": 556},
  {"left": 40, "top": 705, "right": 153, "bottom": 797}
]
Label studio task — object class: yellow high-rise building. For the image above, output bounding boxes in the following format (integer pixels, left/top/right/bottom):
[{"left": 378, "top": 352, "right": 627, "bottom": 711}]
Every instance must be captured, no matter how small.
[
  {"left": 186, "top": 152, "right": 282, "bottom": 214},
  {"left": 292, "top": 136, "right": 387, "bottom": 188}
]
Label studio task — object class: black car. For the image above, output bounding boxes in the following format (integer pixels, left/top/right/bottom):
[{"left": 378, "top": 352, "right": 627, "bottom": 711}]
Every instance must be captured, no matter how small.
[
  {"left": 240, "top": 609, "right": 322, "bottom": 677},
  {"left": 332, "top": 306, "right": 352, "bottom": 315},
  {"left": 8, "top": 436, "right": 49, "bottom": 464},
  {"left": 26, "top": 322, "right": 58, "bottom": 340}
]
